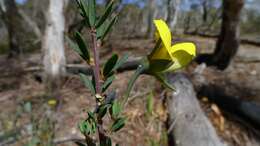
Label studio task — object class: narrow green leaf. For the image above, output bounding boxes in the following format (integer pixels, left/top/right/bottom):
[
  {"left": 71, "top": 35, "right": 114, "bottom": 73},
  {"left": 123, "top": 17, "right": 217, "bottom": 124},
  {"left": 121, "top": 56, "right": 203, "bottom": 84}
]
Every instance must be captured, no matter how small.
[
  {"left": 102, "top": 75, "right": 116, "bottom": 93},
  {"left": 111, "top": 117, "right": 126, "bottom": 132},
  {"left": 124, "top": 64, "right": 146, "bottom": 102},
  {"left": 154, "top": 73, "right": 175, "bottom": 91},
  {"left": 66, "top": 36, "right": 81, "bottom": 55},
  {"left": 80, "top": 73, "right": 96, "bottom": 95},
  {"left": 75, "top": 32, "right": 90, "bottom": 62},
  {"left": 111, "top": 100, "right": 121, "bottom": 119},
  {"left": 95, "top": 1, "right": 114, "bottom": 28},
  {"left": 112, "top": 54, "right": 129, "bottom": 72},
  {"left": 101, "top": 16, "right": 117, "bottom": 40},
  {"left": 88, "top": 0, "right": 96, "bottom": 27},
  {"left": 103, "top": 54, "right": 118, "bottom": 77},
  {"left": 146, "top": 92, "right": 154, "bottom": 115},
  {"left": 97, "top": 104, "right": 110, "bottom": 118},
  {"left": 96, "top": 16, "right": 117, "bottom": 40}
]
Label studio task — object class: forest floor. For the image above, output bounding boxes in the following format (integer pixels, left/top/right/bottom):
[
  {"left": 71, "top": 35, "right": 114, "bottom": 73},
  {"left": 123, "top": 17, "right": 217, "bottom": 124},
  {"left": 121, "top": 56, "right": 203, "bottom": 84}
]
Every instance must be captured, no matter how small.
[{"left": 0, "top": 35, "right": 260, "bottom": 146}]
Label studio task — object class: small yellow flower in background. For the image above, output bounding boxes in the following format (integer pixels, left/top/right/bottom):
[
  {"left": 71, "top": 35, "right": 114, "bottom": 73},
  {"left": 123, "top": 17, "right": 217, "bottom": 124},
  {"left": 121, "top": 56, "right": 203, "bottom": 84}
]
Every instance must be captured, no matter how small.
[
  {"left": 48, "top": 99, "right": 57, "bottom": 106},
  {"left": 148, "top": 19, "right": 196, "bottom": 73}
]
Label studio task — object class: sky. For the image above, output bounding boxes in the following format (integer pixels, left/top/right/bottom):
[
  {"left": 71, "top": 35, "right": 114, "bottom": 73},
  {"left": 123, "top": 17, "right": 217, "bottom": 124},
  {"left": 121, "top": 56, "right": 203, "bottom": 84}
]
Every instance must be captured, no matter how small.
[{"left": 16, "top": 0, "right": 27, "bottom": 4}]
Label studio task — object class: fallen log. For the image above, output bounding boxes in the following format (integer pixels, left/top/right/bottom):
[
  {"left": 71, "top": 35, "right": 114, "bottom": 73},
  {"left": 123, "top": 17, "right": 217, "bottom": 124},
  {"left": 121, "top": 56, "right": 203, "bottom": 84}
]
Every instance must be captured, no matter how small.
[
  {"left": 166, "top": 73, "right": 226, "bottom": 146},
  {"left": 198, "top": 84, "right": 260, "bottom": 136}
]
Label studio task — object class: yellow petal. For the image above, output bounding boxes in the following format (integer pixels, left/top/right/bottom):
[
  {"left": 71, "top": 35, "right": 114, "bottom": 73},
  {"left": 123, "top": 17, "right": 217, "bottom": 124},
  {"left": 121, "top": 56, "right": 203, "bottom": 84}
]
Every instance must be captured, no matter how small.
[
  {"left": 166, "top": 42, "right": 196, "bottom": 71},
  {"left": 149, "top": 46, "right": 171, "bottom": 61},
  {"left": 153, "top": 20, "right": 171, "bottom": 49}
]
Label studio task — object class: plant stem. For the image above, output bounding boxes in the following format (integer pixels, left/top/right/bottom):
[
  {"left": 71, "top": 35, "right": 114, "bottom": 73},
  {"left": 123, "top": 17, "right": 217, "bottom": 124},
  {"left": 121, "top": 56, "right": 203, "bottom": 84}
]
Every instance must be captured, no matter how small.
[
  {"left": 90, "top": 29, "right": 101, "bottom": 95},
  {"left": 90, "top": 28, "right": 106, "bottom": 145}
]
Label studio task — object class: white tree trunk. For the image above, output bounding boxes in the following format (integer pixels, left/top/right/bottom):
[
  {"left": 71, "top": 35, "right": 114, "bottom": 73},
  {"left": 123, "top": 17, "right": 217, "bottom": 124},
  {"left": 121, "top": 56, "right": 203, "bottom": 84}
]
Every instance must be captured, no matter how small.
[
  {"left": 166, "top": 0, "right": 180, "bottom": 31},
  {"left": 43, "top": 0, "right": 66, "bottom": 91}
]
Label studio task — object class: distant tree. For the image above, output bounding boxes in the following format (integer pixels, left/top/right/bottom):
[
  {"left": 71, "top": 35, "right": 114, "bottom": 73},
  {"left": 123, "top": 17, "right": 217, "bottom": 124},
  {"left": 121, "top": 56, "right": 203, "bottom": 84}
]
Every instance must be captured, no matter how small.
[
  {"left": 0, "top": 0, "right": 22, "bottom": 58},
  {"left": 166, "top": 0, "right": 180, "bottom": 31},
  {"left": 42, "top": 0, "right": 66, "bottom": 97},
  {"left": 146, "top": 0, "right": 156, "bottom": 38},
  {"left": 197, "top": 0, "right": 245, "bottom": 70}
]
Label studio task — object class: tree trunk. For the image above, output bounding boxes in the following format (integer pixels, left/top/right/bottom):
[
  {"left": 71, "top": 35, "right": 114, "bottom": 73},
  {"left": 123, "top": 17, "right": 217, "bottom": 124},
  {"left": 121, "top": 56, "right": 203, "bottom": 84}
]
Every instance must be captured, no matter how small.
[
  {"left": 209, "top": 0, "right": 244, "bottom": 70},
  {"left": 146, "top": 0, "right": 156, "bottom": 38},
  {"left": 43, "top": 0, "right": 66, "bottom": 98},
  {"left": 1, "top": 0, "right": 22, "bottom": 58},
  {"left": 166, "top": 0, "right": 180, "bottom": 31}
]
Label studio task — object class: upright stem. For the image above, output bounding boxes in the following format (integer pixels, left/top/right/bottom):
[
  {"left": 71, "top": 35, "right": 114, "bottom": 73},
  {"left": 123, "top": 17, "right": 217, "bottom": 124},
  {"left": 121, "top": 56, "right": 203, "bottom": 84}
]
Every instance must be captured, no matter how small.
[
  {"left": 91, "top": 29, "right": 101, "bottom": 94},
  {"left": 90, "top": 28, "right": 106, "bottom": 145}
]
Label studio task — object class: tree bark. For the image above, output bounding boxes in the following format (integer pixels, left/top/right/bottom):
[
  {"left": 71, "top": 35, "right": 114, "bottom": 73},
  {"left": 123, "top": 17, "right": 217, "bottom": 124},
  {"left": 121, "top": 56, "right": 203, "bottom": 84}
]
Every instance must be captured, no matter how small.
[
  {"left": 42, "top": 0, "right": 66, "bottom": 97},
  {"left": 1, "top": 0, "right": 22, "bottom": 58},
  {"left": 166, "top": 73, "right": 226, "bottom": 146},
  {"left": 166, "top": 0, "right": 180, "bottom": 31},
  {"left": 198, "top": 0, "right": 244, "bottom": 70},
  {"left": 146, "top": 0, "right": 156, "bottom": 38}
]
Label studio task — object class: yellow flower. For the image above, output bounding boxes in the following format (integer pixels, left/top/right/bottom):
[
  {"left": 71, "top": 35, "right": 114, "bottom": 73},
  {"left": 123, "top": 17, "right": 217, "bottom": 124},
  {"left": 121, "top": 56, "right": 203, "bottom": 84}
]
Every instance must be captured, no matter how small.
[
  {"left": 48, "top": 99, "right": 57, "bottom": 106},
  {"left": 148, "top": 19, "right": 196, "bottom": 73}
]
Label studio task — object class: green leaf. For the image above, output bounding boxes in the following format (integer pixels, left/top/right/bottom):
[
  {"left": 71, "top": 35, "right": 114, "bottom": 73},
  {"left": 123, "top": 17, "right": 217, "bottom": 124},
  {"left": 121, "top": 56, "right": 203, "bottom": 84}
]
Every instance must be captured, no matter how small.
[
  {"left": 80, "top": 73, "right": 96, "bottom": 95},
  {"left": 124, "top": 64, "right": 146, "bottom": 102},
  {"left": 77, "top": 0, "right": 90, "bottom": 27},
  {"left": 97, "top": 104, "right": 110, "bottom": 118},
  {"left": 112, "top": 54, "right": 129, "bottom": 72},
  {"left": 79, "top": 120, "right": 90, "bottom": 135},
  {"left": 97, "top": 16, "right": 117, "bottom": 40},
  {"left": 102, "top": 75, "right": 116, "bottom": 93},
  {"left": 111, "top": 100, "right": 121, "bottom": 119},
  {"left": 88, "top": 0, "right": 96, "bottom": 27},
  {"left": 95, "top": 0, "right": 114, "bottom": 28},
  {"left": 88, "top": 111, "right": 95, "bottom": 120},
  {"left": 103, "top": 54, "right": 118, "bottom": 77},
  {"left": 146, "top": 92, "right": 154, "bottom": 116},
  {"left": 153, "top": 73, "right": 175, "bottom": 91},
  {"left": 74, "top": 32, "right": 90, "bottom": 62},
  {"left": 111, "top": 117, "right": 126, "bottom": 132}
]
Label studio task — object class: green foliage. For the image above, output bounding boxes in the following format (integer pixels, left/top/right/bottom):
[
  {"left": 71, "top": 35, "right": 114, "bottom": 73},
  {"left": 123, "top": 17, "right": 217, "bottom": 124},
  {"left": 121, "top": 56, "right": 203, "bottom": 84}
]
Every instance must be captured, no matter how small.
[
  {"left": 110, "top": 100, "right": 122, "bottom": 119},
  {"left": 153, "top": 73, "right": 175, "bottom": 91},
  {"left": 66, "top": 34, "right": 90, "bottom": 63},
  {"left": 146, "top": 92, "right": 154, "bottom": 116},
  {"left": 96, "top": 1, "right": 114, "bottom": 28},
  {"left": 112, "top": 53, "right": 129, "bottom": 72},
  {"left": 103, "top": 54, "right": 119, "bottom": 78},
  {"left": 88, "top": 0, "right": 96, "bottom": 27},
  {"left": 80, "top": 73, "right": 96, "bottom": 95},
  {"left": 102, "top": 74, "right": 115, "bottom": 93},
  {"left": 79, "top": 111, "right": 97, "bottom": 135},
  {"left": 75, "top": 32, "right": 90, "bottom": 62},
  {"left": 97, "top": 16, "right": 118, "bottom": 40},
  {"left": 111, "top": 117, "right": 126, "bottom": 132}
]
